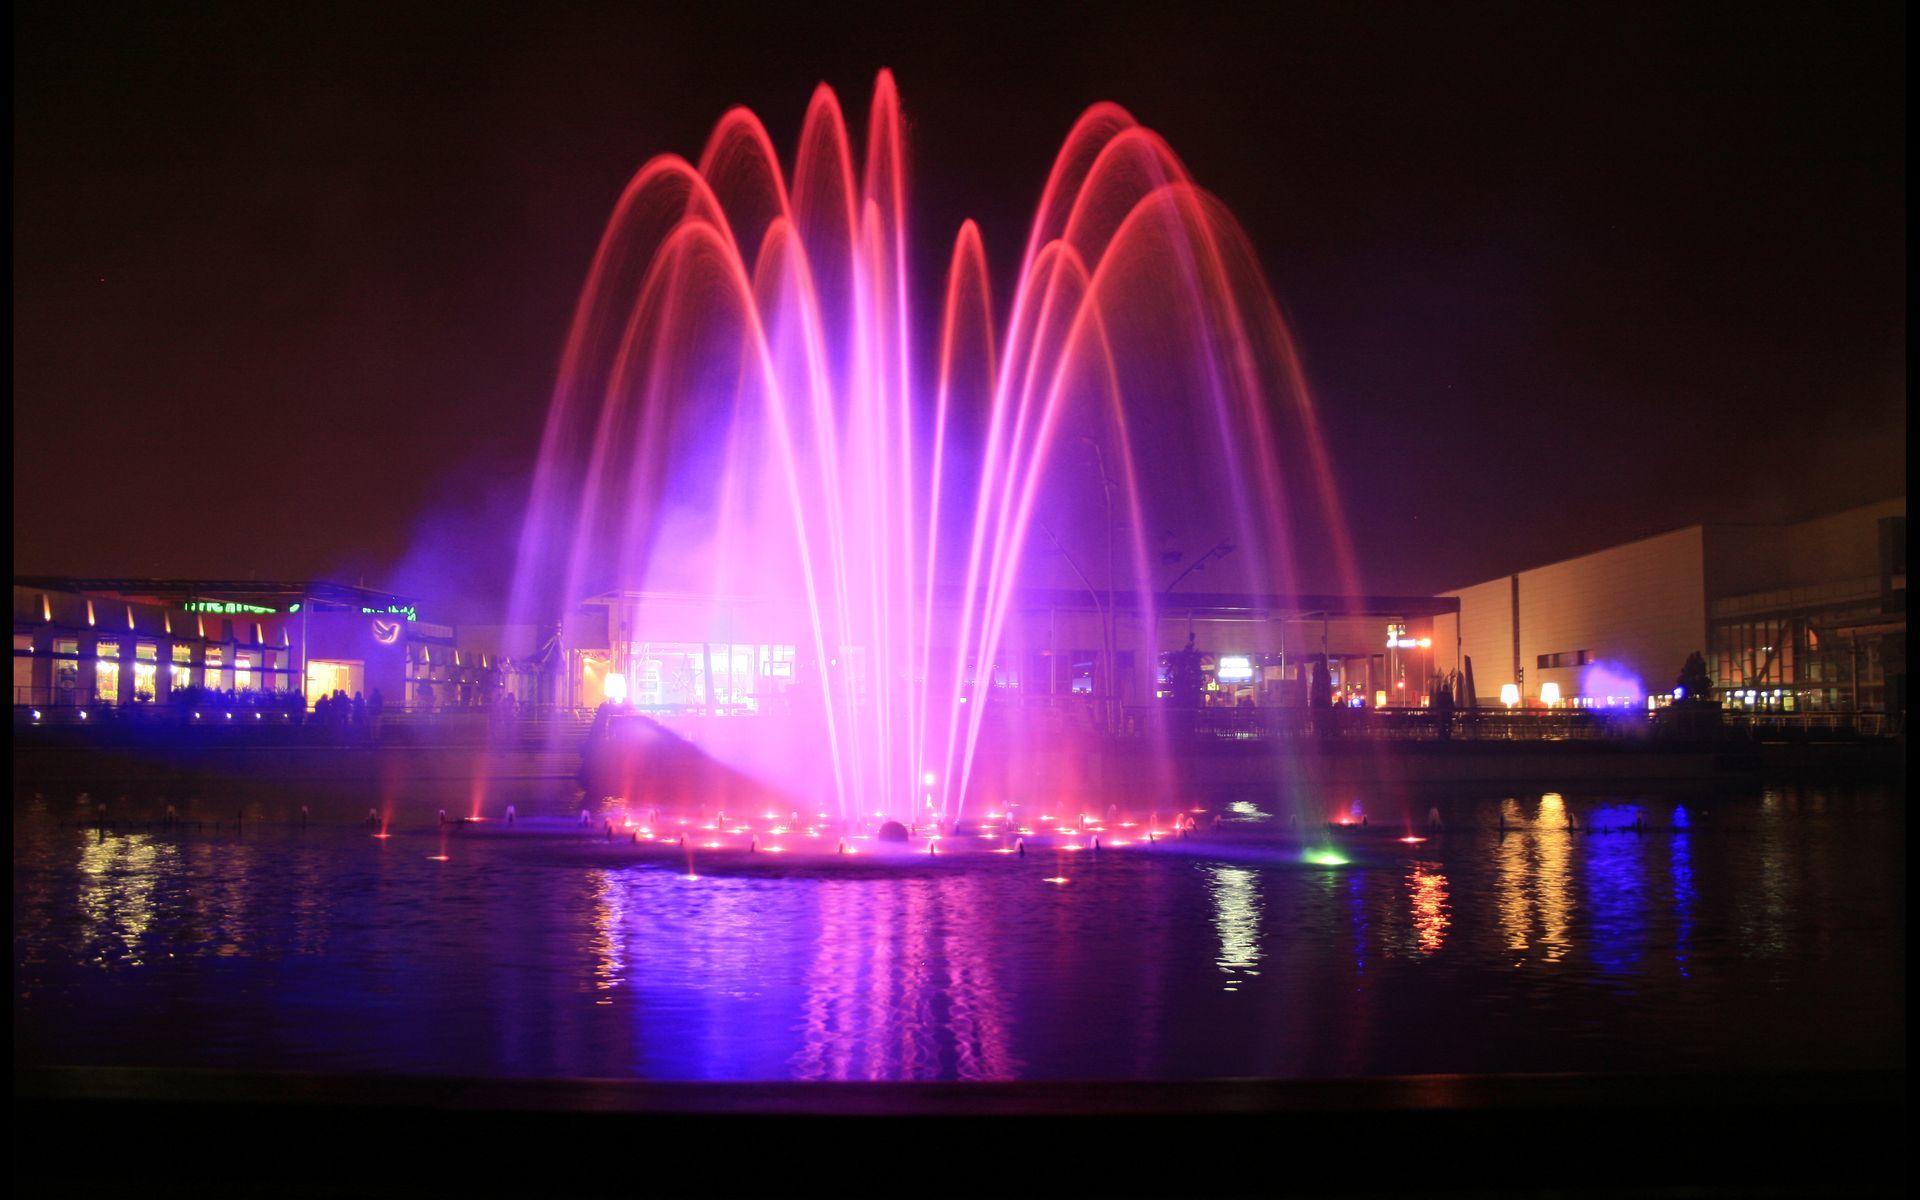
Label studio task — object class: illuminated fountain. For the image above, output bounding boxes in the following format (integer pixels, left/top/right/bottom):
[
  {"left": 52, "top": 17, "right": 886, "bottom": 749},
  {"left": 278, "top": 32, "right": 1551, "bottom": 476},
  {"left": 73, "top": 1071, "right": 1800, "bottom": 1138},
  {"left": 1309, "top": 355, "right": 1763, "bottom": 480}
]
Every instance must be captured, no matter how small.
[{"left": 512, "top": 71, "right": 1356, "bottom": 829}]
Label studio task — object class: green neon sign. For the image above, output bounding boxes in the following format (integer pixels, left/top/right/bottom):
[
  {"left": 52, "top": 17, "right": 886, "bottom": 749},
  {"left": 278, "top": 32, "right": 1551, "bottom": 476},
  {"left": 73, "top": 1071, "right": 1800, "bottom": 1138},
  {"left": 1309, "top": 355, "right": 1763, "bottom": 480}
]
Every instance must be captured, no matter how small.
[
  {"left": 361, "top": 604, "right": 419, "bottom": 622},
  {"left": 184, "top": 601, "right": 277, "bottom": 615}
]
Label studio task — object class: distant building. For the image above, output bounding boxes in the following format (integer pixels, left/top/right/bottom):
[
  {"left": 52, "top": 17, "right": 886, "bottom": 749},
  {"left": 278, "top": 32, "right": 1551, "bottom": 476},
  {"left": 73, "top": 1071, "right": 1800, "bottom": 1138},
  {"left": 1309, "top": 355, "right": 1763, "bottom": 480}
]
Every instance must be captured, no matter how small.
[
  {"left": 1433, "top": 498, "right": 1906, "bottom": 720},
  {"left": 11, "top": 578, "right": 538, "bottom": 711},
  {"left": 553, "top": 587, "right": 1460, "bottom": 715}
]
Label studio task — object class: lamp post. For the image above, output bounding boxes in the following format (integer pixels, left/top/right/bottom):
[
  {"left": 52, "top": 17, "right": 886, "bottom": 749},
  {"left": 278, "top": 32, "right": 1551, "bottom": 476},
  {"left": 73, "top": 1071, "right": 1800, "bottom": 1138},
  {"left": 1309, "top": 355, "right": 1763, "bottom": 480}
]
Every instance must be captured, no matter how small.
[
  {"left": 1079, "top": 436, "right": 1119, "bottom": 737},
  {"left": 1162, "top": 538, "right": 1236, "bottom": 601},
  {"left": 1039, "top": 522, "right": 1112, "bottom": 736}
]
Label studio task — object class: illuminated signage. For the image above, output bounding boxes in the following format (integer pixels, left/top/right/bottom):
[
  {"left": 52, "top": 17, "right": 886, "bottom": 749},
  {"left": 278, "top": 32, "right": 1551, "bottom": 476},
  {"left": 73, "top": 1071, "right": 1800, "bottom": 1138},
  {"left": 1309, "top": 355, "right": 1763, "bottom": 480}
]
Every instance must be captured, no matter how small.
[
  {"left": 371, "top": 619, "right": 403, "bottom": 645},
  {"left": 185, "top": 601, "right": 277, "bottom": 614},
  {"left": 1385, "top": 621, "right": 1432, "bottom": 649},
  {"left": 361, "top": 604, "right": 419, "bottom": 622},
  {"left": 1217, "top": 654, "right": 1255, "bottom": 682}
]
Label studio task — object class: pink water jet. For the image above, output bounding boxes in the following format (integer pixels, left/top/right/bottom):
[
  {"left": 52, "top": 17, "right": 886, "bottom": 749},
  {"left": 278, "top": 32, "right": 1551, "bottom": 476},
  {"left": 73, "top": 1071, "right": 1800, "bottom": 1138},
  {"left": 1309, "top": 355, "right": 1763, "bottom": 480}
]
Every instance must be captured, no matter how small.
[{"left": 514, "top": 71, "right": 1358, "bottom": 826}]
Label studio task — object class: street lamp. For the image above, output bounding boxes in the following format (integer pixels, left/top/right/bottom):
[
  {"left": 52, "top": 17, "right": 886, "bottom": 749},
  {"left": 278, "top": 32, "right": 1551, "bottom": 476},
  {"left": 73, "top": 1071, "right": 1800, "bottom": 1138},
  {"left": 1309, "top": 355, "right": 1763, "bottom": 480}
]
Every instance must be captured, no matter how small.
[
  {"left": 1080, "top": 436, "right": 1119, "bottom": 737},
  {"left": 1038, "top": 521, "right": 1114, "bottom": 735},
  {"left": 1163, "top": 539, "right": 1236, "bottom": 599}
]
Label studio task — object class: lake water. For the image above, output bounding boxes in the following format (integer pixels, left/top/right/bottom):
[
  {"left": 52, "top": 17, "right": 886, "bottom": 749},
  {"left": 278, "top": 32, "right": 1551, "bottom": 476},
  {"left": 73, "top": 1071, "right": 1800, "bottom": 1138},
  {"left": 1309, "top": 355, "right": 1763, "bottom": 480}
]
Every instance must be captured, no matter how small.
[{"left": 12, "top": 780, "right": 1904, "bottom": 1082}]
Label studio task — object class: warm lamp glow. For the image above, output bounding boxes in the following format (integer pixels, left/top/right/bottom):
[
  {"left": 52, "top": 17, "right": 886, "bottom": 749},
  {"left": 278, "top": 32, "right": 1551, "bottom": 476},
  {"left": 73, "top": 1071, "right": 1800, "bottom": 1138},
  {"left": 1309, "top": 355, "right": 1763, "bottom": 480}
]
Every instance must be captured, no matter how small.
[
  {"left": 603, "top": 671, "right": 628, "bottom": 703},
  {"left": 1540, "top": 682, "right": 1562, "bottom": 707},
  {"left": 1500, "top": 683, "right": 1521, "bottom": 708}
]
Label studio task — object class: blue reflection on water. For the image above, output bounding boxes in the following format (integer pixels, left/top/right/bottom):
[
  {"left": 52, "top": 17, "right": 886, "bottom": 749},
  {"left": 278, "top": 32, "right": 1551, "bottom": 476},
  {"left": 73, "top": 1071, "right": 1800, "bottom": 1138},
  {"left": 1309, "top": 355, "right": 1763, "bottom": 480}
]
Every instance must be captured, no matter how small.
[
  {"left": 1671, "top": 806, "right": 1694, "bottom": 978},
  {"left": 10, "top": 784, "right": 1905, "bottom": 1082},
  {"left": 1348, "top": 871, "right": 1367, "bottom": 976},
  {"left": 1583, "top": 805, "right": 1647, "bottom": 975}
]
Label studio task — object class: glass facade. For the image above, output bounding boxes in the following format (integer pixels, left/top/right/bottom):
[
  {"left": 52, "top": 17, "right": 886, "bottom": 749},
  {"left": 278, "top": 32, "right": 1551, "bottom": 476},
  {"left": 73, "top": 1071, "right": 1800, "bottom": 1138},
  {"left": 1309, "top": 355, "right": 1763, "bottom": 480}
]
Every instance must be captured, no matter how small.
[
  {"left": 53, "top": 639, "right": 79, "bottom": 704},
  {"left": 305, "top": 659, "right": 363, "bottom": 706},
  {"left": 1711, "top": 599, "right": 1894, "bottom": 713},
  {"left": 94, "top": 638, "right": 120, "bottom": 705},
  {"left": 13, "top": 634, "right": 33, "bottom": 702},
  {"left": 134, "top": 641, "right": 158, "bottom": 702},
  {"left": 624, "top": 641, "right": 799, "bottom": 713}
]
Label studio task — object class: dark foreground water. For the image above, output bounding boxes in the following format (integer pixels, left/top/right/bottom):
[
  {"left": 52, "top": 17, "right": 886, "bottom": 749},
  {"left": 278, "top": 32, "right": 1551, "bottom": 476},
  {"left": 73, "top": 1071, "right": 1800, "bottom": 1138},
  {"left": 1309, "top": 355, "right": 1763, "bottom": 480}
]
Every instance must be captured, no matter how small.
[{"left": 13, "top": 780, "right": 1904, "bottom": 1082}]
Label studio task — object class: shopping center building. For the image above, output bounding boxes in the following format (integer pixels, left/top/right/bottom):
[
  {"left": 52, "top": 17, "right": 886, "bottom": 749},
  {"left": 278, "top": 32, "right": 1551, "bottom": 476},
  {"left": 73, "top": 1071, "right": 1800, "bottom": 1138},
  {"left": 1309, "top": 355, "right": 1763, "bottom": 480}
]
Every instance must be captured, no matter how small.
[
  {"left": 23, "top": 497, "right": 1899, "bottom": 726},
  {"left": 1432, "top": 498, "right": 1906, "bottom": 717},
  {"left": 14, "top": 574, "right": 1455, "bottom": 719},
  {"left": 554, "top": 587, "right": 1461, "bottom": 716},
  {"left": 11, "top": 578, "right": 537, "bottom": 712}
]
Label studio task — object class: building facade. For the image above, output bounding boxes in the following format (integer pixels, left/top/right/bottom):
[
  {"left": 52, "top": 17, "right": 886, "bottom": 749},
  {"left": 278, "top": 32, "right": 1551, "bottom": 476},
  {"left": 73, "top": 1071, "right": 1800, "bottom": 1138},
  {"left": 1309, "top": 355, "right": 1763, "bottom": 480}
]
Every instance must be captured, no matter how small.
[
  {"left": 1433, "top": 498, "right": 1906, "bottom": 719},
  {"left": 553, "top": 587, "right": 1458, "bottom": 716},
  {"left": 11, "top": 579, "right": 538, "bottom": 712}
]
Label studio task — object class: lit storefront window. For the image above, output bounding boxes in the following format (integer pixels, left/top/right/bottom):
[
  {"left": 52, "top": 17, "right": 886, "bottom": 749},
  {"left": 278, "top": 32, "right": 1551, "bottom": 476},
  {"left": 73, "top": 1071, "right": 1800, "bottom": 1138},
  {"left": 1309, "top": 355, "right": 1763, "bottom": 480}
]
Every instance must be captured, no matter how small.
[
  {"left": 53, "top": 638, "right": 80, "bottom": 703},
  {"left": 234, "top": 651, "right": 257, "bottom": 693},
  {"left": 722, "top": 643, "right": 757, "bottom": 711},
  {"left": 171, "top": 645, "right": 193, "bottom": 692},
  {"left": 759, "top": 644, "right": 796, "bottom": 678},
  {"left": 95, "top": 639, "right": 121, "bottom": 704},
  {"left": 602, "top": 642, "right": 801, "bottom": 711},
  {"left": 13, "top": 634, "right": 33, "bottom": 703},
  {"left": 407, "top": 643, "right": 453, "bottom": 709},
  {"left": 134, "top": 642, "right": 158, "bottom": 702},
  {"left": 633, "top": 642, "right": 707, "bottom": 708},
  {"left": 204, "top": 647, "right": 224, "bottom": 692},
  {"left": 306, "top": 660, "right": 363, "bottom": 706}
]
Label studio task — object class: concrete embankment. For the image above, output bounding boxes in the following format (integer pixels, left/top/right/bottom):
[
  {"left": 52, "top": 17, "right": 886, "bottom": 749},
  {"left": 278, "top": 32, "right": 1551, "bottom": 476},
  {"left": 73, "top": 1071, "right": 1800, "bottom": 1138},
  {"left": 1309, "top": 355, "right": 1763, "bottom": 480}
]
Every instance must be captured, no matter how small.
[
  {"left": 13, "top": 743, "right": 580, "bottom": 786},
  {"left": 968, "top": 736, "right": 1900, "bottom": 798}
]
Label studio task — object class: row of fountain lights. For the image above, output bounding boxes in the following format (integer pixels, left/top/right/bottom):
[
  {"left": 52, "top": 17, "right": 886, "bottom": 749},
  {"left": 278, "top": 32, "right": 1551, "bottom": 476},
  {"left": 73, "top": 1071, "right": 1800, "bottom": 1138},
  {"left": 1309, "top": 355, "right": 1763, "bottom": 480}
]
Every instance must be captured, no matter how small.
[
  {"left": 28, "top": 709, "right": 293, "bottom": 722},
  {"left": 579, "top": 807, "right": 1160, "bottom": 856},
  {"left": 389, "top": 800, "right": 1435, "bottom": 876},
  {"left": 384, "top": 804, "right": 1193, "bottom": 886},
  {"left": 1495, "top": 683, "right": 1676, "bottom": 709}
]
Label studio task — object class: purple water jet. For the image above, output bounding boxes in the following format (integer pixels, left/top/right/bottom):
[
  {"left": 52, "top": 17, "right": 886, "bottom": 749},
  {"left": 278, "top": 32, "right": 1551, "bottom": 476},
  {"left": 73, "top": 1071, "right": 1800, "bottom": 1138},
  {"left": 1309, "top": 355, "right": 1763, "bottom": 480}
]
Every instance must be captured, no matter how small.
[{"left": 514, "top": 71, "right": 1358, "bottom": 825}]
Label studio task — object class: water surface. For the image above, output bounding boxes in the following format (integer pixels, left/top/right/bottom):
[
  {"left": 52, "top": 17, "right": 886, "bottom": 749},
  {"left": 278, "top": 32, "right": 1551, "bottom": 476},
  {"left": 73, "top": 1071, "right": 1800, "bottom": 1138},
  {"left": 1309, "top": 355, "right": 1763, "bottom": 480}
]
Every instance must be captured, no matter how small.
[{"left": 13, "top": 781, "right": 1904, "bottom": 1081}]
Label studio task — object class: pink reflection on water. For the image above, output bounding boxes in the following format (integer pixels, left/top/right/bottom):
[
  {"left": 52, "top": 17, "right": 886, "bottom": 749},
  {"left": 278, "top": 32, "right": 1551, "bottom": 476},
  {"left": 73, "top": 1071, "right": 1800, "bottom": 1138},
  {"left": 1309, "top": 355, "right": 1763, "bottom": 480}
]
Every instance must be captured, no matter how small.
[{"left": 793, "top": 876, "right": 1016, "bottom": 1080}]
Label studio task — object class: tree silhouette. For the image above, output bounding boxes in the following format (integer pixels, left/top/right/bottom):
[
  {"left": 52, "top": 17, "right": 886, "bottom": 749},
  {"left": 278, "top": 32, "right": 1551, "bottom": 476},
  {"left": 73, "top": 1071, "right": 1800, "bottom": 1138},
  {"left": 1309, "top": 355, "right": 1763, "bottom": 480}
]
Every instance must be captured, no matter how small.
[{"left": 1675, "top": 652, "right": 1714, "bottom": 702}]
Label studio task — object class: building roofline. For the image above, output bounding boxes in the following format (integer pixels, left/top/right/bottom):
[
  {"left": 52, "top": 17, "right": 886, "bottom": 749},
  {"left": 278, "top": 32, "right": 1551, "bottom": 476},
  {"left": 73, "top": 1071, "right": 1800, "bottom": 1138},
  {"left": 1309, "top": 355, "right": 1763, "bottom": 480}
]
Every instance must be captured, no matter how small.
[
  {"left": 13, "top": 577, "right": 418, "bottom": 609},
  {"left": 1435, "top": 523, "right": 1709, "bottom": 597},
  {"left": 582, "top": 586, "right": 1459, "bottom": 619},
  {"left": 1434, "top": 496, "right": 1908, "bottom": 598}
]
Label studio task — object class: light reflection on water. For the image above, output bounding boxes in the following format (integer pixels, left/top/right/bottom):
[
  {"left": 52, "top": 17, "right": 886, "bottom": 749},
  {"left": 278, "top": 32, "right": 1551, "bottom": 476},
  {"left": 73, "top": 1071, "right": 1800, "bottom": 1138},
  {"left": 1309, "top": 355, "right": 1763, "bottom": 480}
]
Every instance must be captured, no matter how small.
[
  {"left": 1496, "top": 793, "right": 1574, "bottom": 963},
  {"left": 1408, "top": 865, "right": 1449, "bottom": 955},
  {"left": 12, "top": 783, "right": 1905, "bottom": 1082},
  {"left": 1671, "top": 806, "right": 1694, "bottom": 978},
  {"left": 1208, "top": 866, "right": 1262, "bottom": 991},
  {"left": 76, "top": 834, "right": 168, "bottom": 965}
]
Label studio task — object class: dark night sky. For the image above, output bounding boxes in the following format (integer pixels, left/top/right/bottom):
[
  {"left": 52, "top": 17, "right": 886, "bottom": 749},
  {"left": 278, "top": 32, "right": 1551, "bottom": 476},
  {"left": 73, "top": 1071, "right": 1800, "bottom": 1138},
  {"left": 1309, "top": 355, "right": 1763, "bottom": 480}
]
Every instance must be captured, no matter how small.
[{"left": 13, "top": 1, "right": 1906, "bottom": 616}]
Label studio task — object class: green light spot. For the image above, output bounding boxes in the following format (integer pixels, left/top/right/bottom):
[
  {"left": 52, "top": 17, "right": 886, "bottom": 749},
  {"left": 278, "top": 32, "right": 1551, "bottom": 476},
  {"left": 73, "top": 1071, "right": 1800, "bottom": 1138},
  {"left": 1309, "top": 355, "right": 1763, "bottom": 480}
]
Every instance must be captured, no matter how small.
[{"left": 1303, "top": 848, "right": 1350, "bottom": 866}]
